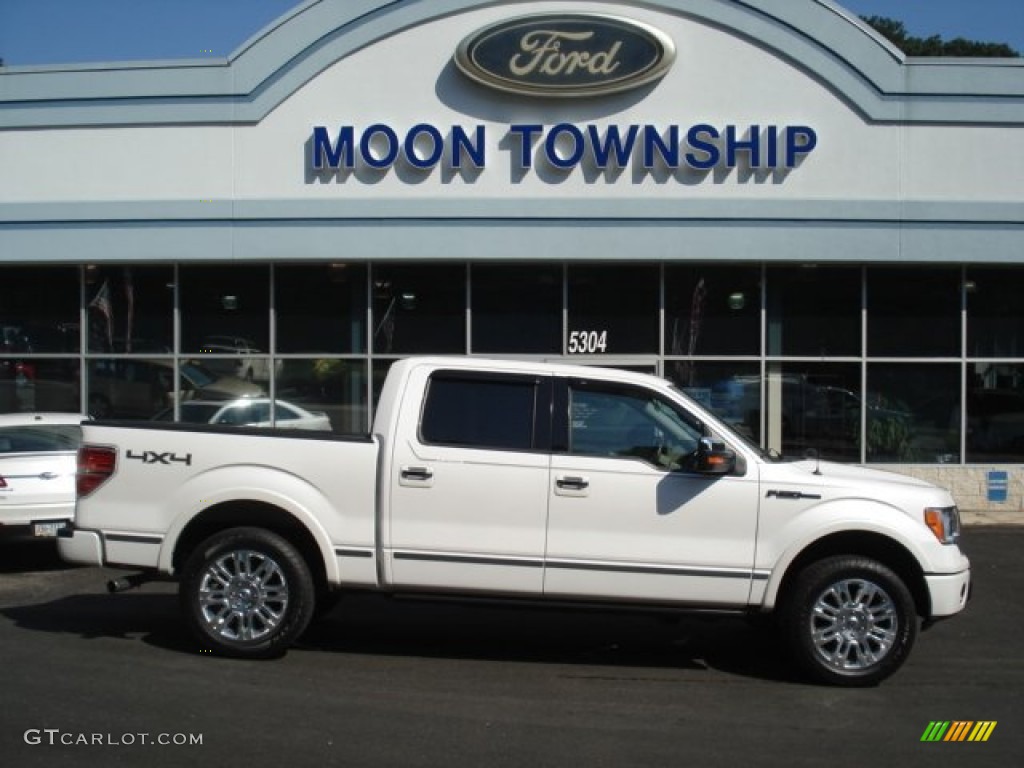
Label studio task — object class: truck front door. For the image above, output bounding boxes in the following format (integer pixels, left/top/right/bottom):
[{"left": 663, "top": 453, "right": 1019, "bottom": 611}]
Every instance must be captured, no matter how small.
[{"left": 545, "top": 378, "right": 761, "bottom": 606}]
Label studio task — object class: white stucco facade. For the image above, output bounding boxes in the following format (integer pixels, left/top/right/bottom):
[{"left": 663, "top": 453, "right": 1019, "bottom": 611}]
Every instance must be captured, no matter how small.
[{"left": 0, "top": 0, "right": 1022, "bottom": 519}]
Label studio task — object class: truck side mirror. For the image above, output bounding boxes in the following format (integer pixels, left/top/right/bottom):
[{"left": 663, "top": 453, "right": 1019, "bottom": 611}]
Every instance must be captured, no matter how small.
[{"left": 695, "top": 437, "right": 736, "bottom": 475}]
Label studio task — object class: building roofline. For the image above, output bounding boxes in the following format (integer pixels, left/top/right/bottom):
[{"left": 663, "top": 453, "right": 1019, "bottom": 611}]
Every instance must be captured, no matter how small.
[{"left": 0, "top": 0, "right": 1022, "bottom": 128}]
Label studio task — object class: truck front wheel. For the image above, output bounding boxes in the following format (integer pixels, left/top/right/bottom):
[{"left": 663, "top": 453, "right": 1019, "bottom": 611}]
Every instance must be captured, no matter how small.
[
  {"left": 782, "top": 556, "right": 917, "bottom": 687},
  {"left": 180, "top": 527, "right": 315, "bottom": 658}
]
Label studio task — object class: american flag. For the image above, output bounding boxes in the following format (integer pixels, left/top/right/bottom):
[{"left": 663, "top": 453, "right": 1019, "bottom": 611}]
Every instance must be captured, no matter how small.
[
  {"left": 123, "top": 267, "right": 134, "bottom": 352},
  {"left": 89, "top": 279, "right": 114, "bottom": 350}
]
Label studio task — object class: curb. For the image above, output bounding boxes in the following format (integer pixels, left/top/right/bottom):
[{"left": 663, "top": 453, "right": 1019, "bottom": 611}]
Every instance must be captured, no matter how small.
[{"left": 961, "top": 511, "right": 1024, "bottom": 526}]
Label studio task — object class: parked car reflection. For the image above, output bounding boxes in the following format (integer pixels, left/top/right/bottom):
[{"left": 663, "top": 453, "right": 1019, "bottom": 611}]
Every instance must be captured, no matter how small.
[
  {"left": 88, "top": 359, "right": 263, "bottom": 419},
  {"left": 198, "top": 336, "right": 277, "bottom": 382},
  {"left": 153, "top": 398, "right": 332, "bottom": 431},
  {"left": 0, "top": 412, "right": 83, "bottom": 540}
]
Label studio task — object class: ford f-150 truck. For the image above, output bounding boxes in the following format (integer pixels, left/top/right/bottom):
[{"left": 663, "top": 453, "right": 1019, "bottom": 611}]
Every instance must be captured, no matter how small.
[{"left": 59, "top": 357, "right": 971, "bottom": 686}]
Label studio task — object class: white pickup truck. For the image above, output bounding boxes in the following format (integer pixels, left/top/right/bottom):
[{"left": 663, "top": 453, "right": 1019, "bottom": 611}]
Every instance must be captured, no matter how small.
[{"left": 59, "top": 357, "right": 971, "bottom": 686}]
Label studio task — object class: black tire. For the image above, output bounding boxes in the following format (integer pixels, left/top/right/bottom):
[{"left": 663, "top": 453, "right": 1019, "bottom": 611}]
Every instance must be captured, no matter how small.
[
  {"left": 180, "top": 527, "right": 315, "bottom": 659},
  {"left": 781, "top": 556, "right": 917, "bottom": 687}
]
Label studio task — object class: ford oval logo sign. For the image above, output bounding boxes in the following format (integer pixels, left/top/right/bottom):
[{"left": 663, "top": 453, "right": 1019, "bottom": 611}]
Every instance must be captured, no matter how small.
[{"left": 455, "top": 14, "right": 676, "bottom": 98}]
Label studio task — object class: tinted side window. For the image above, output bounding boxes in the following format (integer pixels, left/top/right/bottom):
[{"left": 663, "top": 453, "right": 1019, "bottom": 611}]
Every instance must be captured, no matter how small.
[
  {"left": 569, "top": 382, "right": 704, "bottom": 470},
  {"left": 421, "top": 374, "right": 538, "bottom": 451}
]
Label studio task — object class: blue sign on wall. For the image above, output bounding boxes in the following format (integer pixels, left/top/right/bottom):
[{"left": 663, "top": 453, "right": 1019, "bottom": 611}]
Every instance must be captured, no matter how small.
[{"left": 987, "top": 470, "right": 1009, "bottom": 503}]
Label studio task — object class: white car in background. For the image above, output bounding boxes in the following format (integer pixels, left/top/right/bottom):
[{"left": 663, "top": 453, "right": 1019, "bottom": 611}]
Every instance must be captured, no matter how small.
[
  {"left": 0, "top": 412, "right": 83, "bottom": 540},
  {"left": 154, "top": 399, "right": 332, "bottom": 431}
]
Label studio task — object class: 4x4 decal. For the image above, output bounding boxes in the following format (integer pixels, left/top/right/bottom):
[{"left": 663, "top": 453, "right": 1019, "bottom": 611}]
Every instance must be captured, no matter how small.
[{"left": 126, "top": 450, "right": 192, "bottom": 466}]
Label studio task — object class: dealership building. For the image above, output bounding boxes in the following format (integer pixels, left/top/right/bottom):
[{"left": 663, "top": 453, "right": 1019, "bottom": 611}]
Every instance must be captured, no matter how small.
[{"left": 1, "top": 0, "right": 1022, "bottom": 517}]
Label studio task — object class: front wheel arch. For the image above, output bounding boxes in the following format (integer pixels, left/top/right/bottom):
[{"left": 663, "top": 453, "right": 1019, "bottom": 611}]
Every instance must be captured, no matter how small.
[{"left": 771, "top": 531, "right": 930, "bottom": 619}]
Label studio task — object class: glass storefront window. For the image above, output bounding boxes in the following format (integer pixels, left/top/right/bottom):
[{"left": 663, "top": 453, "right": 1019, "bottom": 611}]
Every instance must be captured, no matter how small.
[
  {"left": 372, "top": 359, "right": 398, "bottom": 418},
  {"left": 665, "top": 265, "right": 760, "bottom": 357},
  {"left": 372, "top": 264, "right": 465, "bottom": 354},
  {"left": 0, "top": 265, "right": 79, "bottom": 353},
  {"left": 568, "top": 264, "right": 658, "bottom": 355},
  {"left": 274, "top": 359, "right": 367, "bottom": 434},
  {"left": 0, "top": 359, "right": 79, "bottom": 413},
  {"left": 180, "top": 265, "right": 270, "bottom": 355},
  {"left": 88, "top": 357, "right": 267, "bottom": 420},
  {"left": 665, "top": 360, "right": 761, "bottom": 444},
  {"left": 966, "top": 268, "right": 1024, "bottom": 357},
  {"left": 85, "top": 265, "right": 173, "bottom": 353},
  {"left": 87, "top": 358, "right": 176, "bottom": 419},
  {"left": 1, "top": 266, "right": 80, "bottom": 413},
  {"left": 765, "top": 363, "right": 861, "bottom": 462},
  {"left": 276, "top": 263, "right": 367, "bottom": 354},
  {"left": 868, "top": 267, "right": 961, "bottom": 357},
  {"left": 471, "top": 264, "right": 561, "bottom": 353},
  {"left": 866, "top": 363, "right": 960, "bottom": 463},
  {"left": 6, "top": 259, "right": 1024, "bottom": 468},
  {"left": 966, "top": 363, "right": 1024, "bottom": 462},
  {"left": 767, "top": 266, "right": 860, "bottom": 357}
]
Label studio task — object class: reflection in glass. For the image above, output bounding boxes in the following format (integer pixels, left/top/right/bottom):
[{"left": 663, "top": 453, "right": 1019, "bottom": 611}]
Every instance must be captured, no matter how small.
[
  {"left": 87, "top": 358, "right": 177, "bottom": 419},
  {"left": 276, "top": 264, "right": 367, "bottom": 354},
  {"left": 0, "top": 266, "right": 79, "bottom": 353},
  {"left": 568, "top": 264, "right": 658, "bottom": 354},
  {"left": 868, "top": 268, "right": 960, "bottom": 357},
  {"left": 966, "top": 268, "right": 1024, "bottom": 357},
  {"left": 88, "top": 358, "right": 266, "bottom": 420},
  {"left": 0, "top": 359, "right": 79, "bottom": 413},
  {"left": 275, "top": 359, "right": 367, "bottom": 434},
  {"left": 766, "top": 363, "right": 861, "bottom": 462},
  {"left": 665, "top": 360, "right": 761, "bottom": 444},
  {"left": 372, "top": 265, "right": 464, "bottom": 354},
  {"left": 665, "top": 265, "right": 760, "bottom": 356},
  {"left": 195, "top": 336, "right": 273, "bottom": 384},
  {"left": 86, "top": 265, "right": 173, "bottom": 353},
  {"left": 372, "top": 359, "right": 398, "bottom": 423},
  {"left": 767, "top": 266, "right": 860, "bottom": 356},
  {"left": 867, "top": 364, "right": 960, "bottom": 463},
  {"left": 180, "top": 265, "right": 270, "bottom": 353},
  {"left": 569, "top": 381, "right": 703, "bottom": 469},
  {"left": 472, "top": 264, "right": 561, "bottom": 353},
  {"left": 966, "top": 363, "right": 1024, "bottom": 462},
  {"left": 153, "top": 398, "right": 333, "bottom": 431}
]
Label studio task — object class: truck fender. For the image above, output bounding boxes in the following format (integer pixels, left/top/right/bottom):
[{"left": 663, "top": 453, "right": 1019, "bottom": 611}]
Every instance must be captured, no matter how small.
[
  {"left": 155, "top": 465, "right": 341, "bottom": 585},
  {"left": 755, "top": 498, "right": 938, "bottom": 612}
]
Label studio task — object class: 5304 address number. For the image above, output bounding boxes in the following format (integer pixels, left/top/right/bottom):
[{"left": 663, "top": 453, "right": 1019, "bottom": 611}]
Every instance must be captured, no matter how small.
[{"left": 568, "top": 330, "right": 608, "bottom": 354}]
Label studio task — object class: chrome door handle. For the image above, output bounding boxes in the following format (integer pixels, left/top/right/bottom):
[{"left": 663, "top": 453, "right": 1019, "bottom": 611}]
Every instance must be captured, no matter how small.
[
  {"left": 556, "top": 476, "right": 589, "bottom": 491},
  {"left": 401, "top": 466, "right": 433, "bottom": 481}
]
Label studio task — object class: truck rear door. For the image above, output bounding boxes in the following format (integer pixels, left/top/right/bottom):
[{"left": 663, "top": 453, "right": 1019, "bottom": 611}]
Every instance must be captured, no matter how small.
[{"left": 386, "top": 368, "right": 552, "bottom": 595}]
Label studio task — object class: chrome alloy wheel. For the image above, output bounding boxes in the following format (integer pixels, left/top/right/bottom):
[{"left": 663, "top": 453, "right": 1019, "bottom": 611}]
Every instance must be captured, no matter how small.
[
  {"left": 197, "top": 549, "right": 290, "bottom": 642},
  {"left": 809, "top": 578, "right": 898, "bottom": 671}
]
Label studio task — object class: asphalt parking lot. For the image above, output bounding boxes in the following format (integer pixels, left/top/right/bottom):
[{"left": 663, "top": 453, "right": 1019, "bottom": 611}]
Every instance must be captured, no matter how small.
[{"left": 0, "top": 527, "right": 1020, "bottom": 768}]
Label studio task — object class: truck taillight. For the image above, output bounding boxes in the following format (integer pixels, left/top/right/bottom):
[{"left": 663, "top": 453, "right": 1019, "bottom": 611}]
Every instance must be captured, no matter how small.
[{"left": 78, "top": 445, "right": 117, "bottom": 497}]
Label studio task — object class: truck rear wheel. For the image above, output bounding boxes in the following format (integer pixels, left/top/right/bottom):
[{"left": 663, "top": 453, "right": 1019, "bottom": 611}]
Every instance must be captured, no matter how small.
[
  {"left": 782, "top": 556, "right": 917, "bottom": 687},
  {"left": 180, "top": 527, "right": 315, "bottom": 658}
]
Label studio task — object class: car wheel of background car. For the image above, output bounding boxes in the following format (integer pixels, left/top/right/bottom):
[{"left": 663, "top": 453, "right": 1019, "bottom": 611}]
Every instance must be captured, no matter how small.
[
  {"left": 180, "top": 527, "right": 315, "bottom": 659},
  {"left": 781, "top": 555, "right": 917, "bottom": 687}
]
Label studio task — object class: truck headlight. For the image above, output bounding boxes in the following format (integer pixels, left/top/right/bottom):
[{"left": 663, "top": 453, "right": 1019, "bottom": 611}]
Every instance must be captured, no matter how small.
[{"left": 924, "top": 506, "right": 961, "bottom": 545}]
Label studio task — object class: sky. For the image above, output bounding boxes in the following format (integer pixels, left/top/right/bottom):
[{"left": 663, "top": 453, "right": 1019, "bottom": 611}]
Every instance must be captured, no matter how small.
[{"left": 0, "top": 0, "right": 1021, "bottom": 67}]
